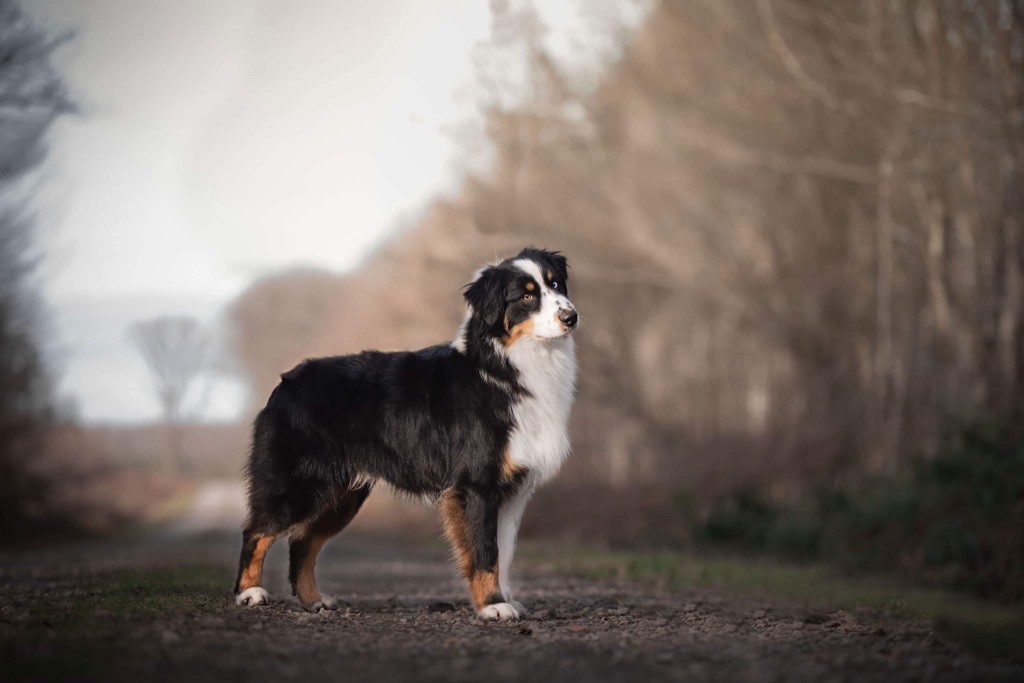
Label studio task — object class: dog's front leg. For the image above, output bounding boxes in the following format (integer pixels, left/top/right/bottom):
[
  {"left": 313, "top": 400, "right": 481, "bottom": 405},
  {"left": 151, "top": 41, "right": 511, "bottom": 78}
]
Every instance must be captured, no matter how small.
[
  {"left": 440, "top": 486, "right": 522, "bottom": 621},
  {"left": 497, "top": 483, "right": 533, "bottom": 614}
]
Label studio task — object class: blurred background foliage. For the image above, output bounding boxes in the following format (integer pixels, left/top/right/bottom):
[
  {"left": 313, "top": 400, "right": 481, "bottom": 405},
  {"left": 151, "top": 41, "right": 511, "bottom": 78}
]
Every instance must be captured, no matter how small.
[
  {"left": 228, "top": 0, "right": 1024, "bottom": 601},
  {"left": 0, "top": 0, "right": 72, "bottom": 539},
  {"left": 2, "top": 0, "right": 1023, "bottom": 603},
  {"left": 701, "top": 423, "right": 1024, "bottom": 602}
]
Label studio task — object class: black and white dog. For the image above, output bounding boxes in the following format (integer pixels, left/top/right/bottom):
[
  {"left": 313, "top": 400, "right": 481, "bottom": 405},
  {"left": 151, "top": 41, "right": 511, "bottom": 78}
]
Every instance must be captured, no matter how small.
[{"left": 234, "top": 247, "right": 578, "bottom": 621}]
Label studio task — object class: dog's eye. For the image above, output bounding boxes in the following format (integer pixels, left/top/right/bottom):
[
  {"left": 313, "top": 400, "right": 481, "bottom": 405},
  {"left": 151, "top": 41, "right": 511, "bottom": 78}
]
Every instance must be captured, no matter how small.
[
  {"left": 522, "top": 293, "right": 534, "bottom": 302},
  {"left": 551, "top": 281, "right": 560, "bottom": 290}
]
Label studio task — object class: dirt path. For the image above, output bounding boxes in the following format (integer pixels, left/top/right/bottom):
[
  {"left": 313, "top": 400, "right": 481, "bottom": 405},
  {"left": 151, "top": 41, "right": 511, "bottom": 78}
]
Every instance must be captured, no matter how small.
[{"left": 2, "top": 521, "right": 1022, "bottom": 683}]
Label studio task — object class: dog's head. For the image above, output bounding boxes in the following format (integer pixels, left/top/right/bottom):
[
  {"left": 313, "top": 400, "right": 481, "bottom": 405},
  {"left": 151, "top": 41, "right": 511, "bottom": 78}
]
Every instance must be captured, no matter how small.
[{"left": 463, "top": 247, "right": 577, "bottom": 345}]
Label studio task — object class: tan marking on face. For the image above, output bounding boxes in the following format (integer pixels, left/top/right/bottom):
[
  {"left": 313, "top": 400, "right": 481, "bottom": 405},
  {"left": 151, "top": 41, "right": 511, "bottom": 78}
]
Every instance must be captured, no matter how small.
[
  {"left": 470, "top": 569, "right": 500, "bottom": 610},
  {"left": 502, "top": 317, "right": 535, "bottom": 347},
  {"left": 439, "top": 488, "right": 473, "bottom": 579},
  {"left": 545, "top": 270, "right": 553, "bottom": 282},
  {"left": 525, "top": 281, "right": 536, "bottom": 291},
  {"left": 238, "top": 535, "right": 274, "bottom": 591}
]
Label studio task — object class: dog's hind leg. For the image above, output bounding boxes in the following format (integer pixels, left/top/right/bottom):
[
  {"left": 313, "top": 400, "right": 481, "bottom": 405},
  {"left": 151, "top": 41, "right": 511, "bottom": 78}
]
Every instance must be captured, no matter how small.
[
  {"left": 288, "top": 485, "right": 372, "bottom": 612},
  {"left": 235, "top": 529, "right": 276, "bottom": 606}
]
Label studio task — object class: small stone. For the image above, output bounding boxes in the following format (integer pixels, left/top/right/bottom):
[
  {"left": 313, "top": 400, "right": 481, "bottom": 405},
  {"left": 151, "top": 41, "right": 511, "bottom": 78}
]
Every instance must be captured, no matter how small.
[{"left": 567, "top": 624, "right": 588, "bottom": 633}]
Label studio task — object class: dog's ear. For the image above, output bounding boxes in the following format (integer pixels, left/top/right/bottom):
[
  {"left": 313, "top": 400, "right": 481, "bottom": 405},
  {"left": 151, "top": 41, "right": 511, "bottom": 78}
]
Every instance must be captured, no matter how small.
[
  {"left": 463, "top": 266, "right": 507, "bottom": 327},
  {"left": 549, "top": 251, "right": 569, "bottom": 282}
]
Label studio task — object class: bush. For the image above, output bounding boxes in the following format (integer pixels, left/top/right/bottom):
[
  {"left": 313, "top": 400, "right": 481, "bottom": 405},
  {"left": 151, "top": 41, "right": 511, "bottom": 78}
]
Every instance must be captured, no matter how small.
[
  {"left": 700, "top": 491, "right": 777, "bottom": 547},
  {"left": 698, "top": 422, "right": 1024, "bottom": 603}
]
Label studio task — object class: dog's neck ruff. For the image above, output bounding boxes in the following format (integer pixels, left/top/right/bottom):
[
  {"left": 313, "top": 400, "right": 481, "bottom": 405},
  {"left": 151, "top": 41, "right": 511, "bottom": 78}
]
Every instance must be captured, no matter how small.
[
  {"left": 452, "top": 300, "right": 578, "bottom": 485},
  {"left": 499, "top": 335, "right": 577, "bottom": 484}
]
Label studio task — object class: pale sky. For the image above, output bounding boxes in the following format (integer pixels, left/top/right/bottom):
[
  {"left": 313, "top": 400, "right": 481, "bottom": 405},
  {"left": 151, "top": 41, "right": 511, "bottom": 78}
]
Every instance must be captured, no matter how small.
[{"left": 24, "top": 0, "right": 641, "bottom": 423}]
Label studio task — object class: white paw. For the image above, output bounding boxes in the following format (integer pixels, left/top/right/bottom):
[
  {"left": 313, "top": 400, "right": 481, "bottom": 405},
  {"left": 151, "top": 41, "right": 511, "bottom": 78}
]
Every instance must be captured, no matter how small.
[
  {"left": 235, "top": 587, "right": 270, "bottom": 607},
  {"left": 305, "top": 594, "right": 337, "bottom": 613},
  {"left": 477, "top": 602, "right": 522, "bottom": 621}
]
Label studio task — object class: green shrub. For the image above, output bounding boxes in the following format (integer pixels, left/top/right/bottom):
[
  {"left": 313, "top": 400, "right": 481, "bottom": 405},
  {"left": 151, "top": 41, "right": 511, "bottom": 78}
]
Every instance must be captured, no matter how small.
[
  {"left": 699, "top": 422, "right": 1024, "bottom": 603},
  {"left": 766, "top": 510, "right": 823, "bottom": 559},
  {"left": 701, "top": 490, "right": 777, "bottom": 547}
]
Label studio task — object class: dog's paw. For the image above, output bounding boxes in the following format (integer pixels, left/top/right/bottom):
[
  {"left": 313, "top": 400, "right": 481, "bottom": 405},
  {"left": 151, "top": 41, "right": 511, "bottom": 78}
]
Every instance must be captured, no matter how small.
[
  {"left": 507, "top": 599, "right": 526, "bottom": 616},
  {"left": 303, "top": 594, "right": 338, "bottom": 613},
  {"left": 235, "top": 587, "right": 270, "bottom": 607},
  {"left": 477, "top": 602, "right": 522, "bottom": 621}
]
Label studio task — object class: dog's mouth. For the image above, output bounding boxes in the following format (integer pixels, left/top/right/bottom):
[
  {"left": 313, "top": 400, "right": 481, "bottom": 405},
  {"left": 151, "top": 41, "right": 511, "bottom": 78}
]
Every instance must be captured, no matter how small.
[{"left": 544, "top": 325, "right": 576, "bottom": 340}]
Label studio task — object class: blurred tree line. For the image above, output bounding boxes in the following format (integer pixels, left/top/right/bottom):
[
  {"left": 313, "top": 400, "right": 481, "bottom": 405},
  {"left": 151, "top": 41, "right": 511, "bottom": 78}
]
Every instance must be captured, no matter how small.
[
  {"left": 231, "top": 0, "right": 1024, "bottom": 498},
  {"left": 0, "top": 0, "right": 72, "bottom": 539},
  {"left": 226, "top": 0, "right": 1024, "bottom": 597}
]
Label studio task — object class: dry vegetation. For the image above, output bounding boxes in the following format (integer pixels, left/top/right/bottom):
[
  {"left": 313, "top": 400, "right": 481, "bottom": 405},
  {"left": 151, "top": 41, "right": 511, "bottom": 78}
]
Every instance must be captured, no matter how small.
[{"left": 228, "top": 0, "right": 1024, "bottom": 504}]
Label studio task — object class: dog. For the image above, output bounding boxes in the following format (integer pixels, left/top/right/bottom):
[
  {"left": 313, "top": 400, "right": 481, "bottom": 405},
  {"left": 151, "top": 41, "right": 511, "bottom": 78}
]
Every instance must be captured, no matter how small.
[{"left": 234, "top": 247, "right": 578, "bottom": 621}]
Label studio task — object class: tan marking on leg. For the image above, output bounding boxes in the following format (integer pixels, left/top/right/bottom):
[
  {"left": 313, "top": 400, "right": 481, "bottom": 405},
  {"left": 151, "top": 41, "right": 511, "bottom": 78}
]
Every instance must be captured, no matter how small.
[
  {"left": 470, "top": 569, "right": 501, "bottom": 610},
  {"left": 294, "top": 534, "right": 330, "bottom": 607},
  {"left": 238, "top": 535, "right": 273, "bottom": 592},
  {"left": 290, "top": 489, "right": 371, "bottom": 609},
  {"left": 440, "top": 489, "right": 504, "bottom": 610},
  {"left": 439, "top": 488, "right": 473, "bottom": 579}
]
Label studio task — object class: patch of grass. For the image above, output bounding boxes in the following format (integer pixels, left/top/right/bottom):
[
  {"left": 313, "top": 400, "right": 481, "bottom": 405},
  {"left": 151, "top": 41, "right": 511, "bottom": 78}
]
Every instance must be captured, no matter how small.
[
  {"left": 68, "top": 564, "right": 231, "bottom": 620},
  {"left": 520, "top": 541, "right": 1024, "bottom": 659},
  {"left": 3, "top": 564, "right": 233, "bottom": 683}
]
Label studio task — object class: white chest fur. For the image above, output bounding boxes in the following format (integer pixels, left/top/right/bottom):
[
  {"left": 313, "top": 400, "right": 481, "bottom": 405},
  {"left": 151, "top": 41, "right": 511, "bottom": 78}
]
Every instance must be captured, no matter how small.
[{"left": 503, "top": 335, "right": 578, "bottom": 484}]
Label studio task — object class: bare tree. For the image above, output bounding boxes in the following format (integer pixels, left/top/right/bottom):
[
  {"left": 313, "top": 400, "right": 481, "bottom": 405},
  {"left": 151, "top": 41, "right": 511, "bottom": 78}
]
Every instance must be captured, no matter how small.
[
  {"left": 0, "top": 0, "right": 72, "bottom": 538},
  {"left": 129, "top": 316, "right": 209, "bottom": 472},
  {"left": 456, "top": 0, "right": 1024, "bottom": 489},
  {"left": 225, "top": 0, "right": 1024, "bottom": 502}
]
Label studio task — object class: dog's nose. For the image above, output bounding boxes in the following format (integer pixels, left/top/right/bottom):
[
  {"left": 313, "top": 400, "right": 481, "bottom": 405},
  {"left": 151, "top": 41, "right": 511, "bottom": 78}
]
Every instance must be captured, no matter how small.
[{"left": 559, "top": 308, "right": 578, "bottom": 328}]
